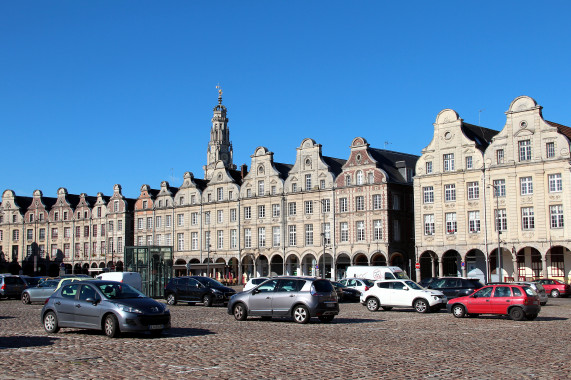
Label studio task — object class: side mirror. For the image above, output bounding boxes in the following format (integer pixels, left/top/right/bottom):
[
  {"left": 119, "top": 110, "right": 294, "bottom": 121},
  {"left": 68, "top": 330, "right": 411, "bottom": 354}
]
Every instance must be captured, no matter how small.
[
  {"left": 471, "top": 293, "right": 477, "bottom": 298},
  {"left": 86, "top": 297, "right": 99, "bottom": 305},
  {"left": 403, "top": 287, "right": 409, "bottom": 291},
  {"left": 251, "top": 288, "right": 260, "bottom": 295}
]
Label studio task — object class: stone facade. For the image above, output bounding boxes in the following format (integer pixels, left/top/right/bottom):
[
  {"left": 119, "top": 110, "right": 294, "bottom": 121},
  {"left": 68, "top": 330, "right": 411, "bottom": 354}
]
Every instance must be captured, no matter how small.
[{"left": 414, "top": 96, "right": 571, "bottom": 283}]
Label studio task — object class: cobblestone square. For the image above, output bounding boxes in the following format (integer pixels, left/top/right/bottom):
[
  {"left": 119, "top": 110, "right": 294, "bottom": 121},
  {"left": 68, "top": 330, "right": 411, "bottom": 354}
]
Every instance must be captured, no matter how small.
[{"left": 0, "top": 297, "right": 569, "bottom": 379}]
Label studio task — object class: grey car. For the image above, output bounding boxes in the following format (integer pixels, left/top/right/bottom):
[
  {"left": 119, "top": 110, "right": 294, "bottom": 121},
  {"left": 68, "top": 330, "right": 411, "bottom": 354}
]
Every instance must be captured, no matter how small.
[
  {"left": 0, "top": 275, "right": 27, "bottom": 299},
  {"left": 41, "top": 280, "right": 170, "bottom": 338},
  {"left": 21, "top": 279, "right": 60, "bottom": 304},
  {"left": 227, "top": 277, "right": 339, "bottom": 324}
]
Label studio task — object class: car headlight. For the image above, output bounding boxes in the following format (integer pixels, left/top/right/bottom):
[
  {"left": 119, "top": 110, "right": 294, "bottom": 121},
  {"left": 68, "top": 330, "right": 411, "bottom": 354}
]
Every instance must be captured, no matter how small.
[
  {"left": 120, "top": 305, "right": 143, "bottom": 314},
  {"left": 211, "top": 288, "right": 221, "bottom": 293}
]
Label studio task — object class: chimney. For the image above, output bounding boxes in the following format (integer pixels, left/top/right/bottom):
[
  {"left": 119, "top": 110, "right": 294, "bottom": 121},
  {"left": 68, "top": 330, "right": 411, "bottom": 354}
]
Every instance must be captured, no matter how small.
[{"left": 241, "top": 164, "right": 248, "bottom": 179}]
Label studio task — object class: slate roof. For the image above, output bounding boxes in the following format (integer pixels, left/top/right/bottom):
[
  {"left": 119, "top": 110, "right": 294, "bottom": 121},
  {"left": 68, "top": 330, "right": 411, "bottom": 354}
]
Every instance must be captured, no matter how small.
[
  {"left": 546, "top": 120, "right": 571, "bottom": 141},
  {"left": 322, "top": 156, "right": 347, "bottom": 176},
  {"left": 274, "top": 162, "right": 293, "bottom": 179},
  {"left": 461, "top": 123, "right": 500, "bottom": 152},
  {"left": 369, "top": 148, "right": 419, "bottom": 184}
]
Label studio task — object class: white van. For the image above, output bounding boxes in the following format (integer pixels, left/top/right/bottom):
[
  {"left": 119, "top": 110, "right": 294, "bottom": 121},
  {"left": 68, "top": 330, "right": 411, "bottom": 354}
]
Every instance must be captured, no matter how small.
[
  {"left": 96, "top": 272, "right": 143, "bottom": 291},
  {"left": 345, "top": 266, "right": 408, "bottom": 281}
]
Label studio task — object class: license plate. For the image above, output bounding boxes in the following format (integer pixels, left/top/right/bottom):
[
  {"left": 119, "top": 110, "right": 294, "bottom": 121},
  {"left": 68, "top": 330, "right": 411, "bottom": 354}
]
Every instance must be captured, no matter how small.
[
  {"left": 149, "top": 324, "right": 164, "bottom": 330},
  {"left": 326, "top": 303, "right": 336, "bottom": 308}
]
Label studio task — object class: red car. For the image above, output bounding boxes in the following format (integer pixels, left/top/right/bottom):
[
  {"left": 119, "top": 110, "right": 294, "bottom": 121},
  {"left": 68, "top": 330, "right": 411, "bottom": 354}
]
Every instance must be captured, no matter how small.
[
  {"left": 446, "top": 284, "right": 541, "bottom": 321},
  {"left": 534, "top": 279, "right": 570, "bottom": 298}
]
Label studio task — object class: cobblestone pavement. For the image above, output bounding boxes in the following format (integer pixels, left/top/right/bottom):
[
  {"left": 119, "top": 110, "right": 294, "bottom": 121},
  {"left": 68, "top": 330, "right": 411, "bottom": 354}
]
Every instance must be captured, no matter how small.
[{"left": 0, "top": 295, "right": 570, "bottom": 379}]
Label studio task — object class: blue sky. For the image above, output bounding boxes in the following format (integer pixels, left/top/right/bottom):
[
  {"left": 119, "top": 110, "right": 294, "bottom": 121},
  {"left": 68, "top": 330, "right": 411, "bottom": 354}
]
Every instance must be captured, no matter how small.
[{"left": 2, "top": 1, "right": 570, "bottom": 200}]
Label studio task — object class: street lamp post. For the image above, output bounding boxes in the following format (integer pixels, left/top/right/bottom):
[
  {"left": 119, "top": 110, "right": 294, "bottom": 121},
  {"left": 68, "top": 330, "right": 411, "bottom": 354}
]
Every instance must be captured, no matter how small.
[
  {"left": 315, "top": 199, "right": 328, "bottom": 279},
  {"left": 207, "top": 243, "right": 211, "bottom": 278},
  {"left": 490, "top": 184, "right": 503, "bottom": 282}
]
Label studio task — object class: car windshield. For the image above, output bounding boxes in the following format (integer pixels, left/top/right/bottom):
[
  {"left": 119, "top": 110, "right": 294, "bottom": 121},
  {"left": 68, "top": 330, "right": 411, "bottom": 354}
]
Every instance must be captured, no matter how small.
[
  {"left": 522, "top": 286, "right": 537, "bottom": 297},
  {"left": 199, "top": 277, "right": 224, "bottom": 288},
  {"left": 363, "top": 279, "right": 375, "bottom": 287},
  {"left": 404, "top": 281, "right": 423, "bottom": 290},
  {"left": 97, "top": 282, "right": 146, "bottom": 299},
  {"left": 394, "top": 272, "right": 409, "bottom": 280}
]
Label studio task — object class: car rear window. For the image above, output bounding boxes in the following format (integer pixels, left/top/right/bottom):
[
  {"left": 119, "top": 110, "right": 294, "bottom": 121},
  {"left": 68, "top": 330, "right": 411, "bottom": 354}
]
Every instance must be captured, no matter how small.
[
  {"left": 511, "top": 287, "right": 523, "bottom": 297},
  {"left": 363, "top": 279, "right": 375, "bottom": 287},
  {"left": 522, "top": 286, "right": 537, "bottom": 296},
  {"left": 312, "top": 279, "right": 334, "bottom": 293}
]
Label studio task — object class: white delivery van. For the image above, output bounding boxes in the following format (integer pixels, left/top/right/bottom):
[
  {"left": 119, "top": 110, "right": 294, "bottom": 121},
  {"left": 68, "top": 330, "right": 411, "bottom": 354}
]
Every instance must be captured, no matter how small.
[
  {"left": 345, "top": 266, "right": 408, "bottom": 281},
  {"left": 96, "top": 272, "right": 143, "bottom": 291}
]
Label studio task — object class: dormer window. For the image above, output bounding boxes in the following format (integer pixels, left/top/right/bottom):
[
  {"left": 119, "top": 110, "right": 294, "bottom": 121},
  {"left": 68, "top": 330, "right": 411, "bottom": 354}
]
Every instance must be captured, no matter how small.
[
  {"left": 142, "top": 201, "right": 148, "bottom": 209},
  {"left": 345, "top": 175, "right": 351, "bottom": 186}
]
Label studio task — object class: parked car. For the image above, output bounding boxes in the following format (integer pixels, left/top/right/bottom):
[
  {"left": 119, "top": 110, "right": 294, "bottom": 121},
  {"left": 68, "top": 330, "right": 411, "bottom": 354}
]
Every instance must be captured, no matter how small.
[
  {"left": 418, "top": 277, "right": 438, "bottom": 288},
  {"left": 426, "top": 277, "right": 484, "bottom": 299},
  {"left": 331, "top": 281, "right": 360, "bottom": 302},
  {"left": 345, "top": 266, "right": 409, "bottom": 280},
  {"left": 488, "top": 281, "right": 548, "bottom": 306},
  {"left": 361, "top": 279, "right": 447, "bottom": 313},
  {"left": 96, "top": 272, "right": 143, "bottom": 291},
  {"left": 0, "top": 275, "right": 28, "bottom": 299},
  {"left": 534, "top": 279, "right": 570, "bottom": 298},
  {"left": 21, "top": 279, "right": 60, "bottom": 304},
  {"left": 164, "top": 276, "right": 236, "bottom": 306},
  {"left": 21, "top": 276, "right": 48, "bottom": 288},
  {"left": 338, "top": 278, "right": 375, "bottom": 296},
  {"left": 228, "top": 276, "right": 339, "bottom": 324},
  {"left": 41, "top": 280, "right": 170, "bottom": 338},
  {"left": 243, "top": 277, "right": 270, "bottom": 291},
  {"left": 447, "top": 284, "right": 541, "bottom": 321}
]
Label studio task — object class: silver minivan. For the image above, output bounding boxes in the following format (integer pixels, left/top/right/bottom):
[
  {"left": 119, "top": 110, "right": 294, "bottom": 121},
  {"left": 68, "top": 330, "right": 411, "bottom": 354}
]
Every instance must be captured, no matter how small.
[{"left": 227, "top": 277, "right": 339, "bottom": 324}]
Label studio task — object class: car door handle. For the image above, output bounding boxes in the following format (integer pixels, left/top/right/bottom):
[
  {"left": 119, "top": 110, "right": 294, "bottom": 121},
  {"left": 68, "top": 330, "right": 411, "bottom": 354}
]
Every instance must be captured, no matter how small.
[
  {"left": 506, "top": 300, "right": 511, "bottom": 302},
  {"left": 55, "top": 301, "right": 61, "bottom": 305},
  {"left": 75, "top": 304, "right": 81, "bottom": 308},
  {"left": 266, "top": 297, "right": 271, "bottom": 299},
  {"left": 289, "top": 295, "right": 295, "bottom": 297}
]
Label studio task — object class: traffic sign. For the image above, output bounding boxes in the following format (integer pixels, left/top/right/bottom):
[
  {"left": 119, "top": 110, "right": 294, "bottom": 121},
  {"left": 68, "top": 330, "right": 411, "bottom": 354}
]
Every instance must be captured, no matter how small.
[{"left": 415, "top": 262, "right": 420, "bottom": 269}]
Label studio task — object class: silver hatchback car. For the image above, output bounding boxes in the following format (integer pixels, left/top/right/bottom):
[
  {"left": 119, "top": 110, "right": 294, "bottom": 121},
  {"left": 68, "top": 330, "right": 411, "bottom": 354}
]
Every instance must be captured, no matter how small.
[{"left": 228, "top": 277, "right": 339, "bottom": 324}]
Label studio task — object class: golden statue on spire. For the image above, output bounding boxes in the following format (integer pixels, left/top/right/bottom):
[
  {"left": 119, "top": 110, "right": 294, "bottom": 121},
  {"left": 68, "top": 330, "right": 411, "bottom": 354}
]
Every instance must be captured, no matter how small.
[{"left": 216, "top": 83, "right": 223, "bottom": 104}]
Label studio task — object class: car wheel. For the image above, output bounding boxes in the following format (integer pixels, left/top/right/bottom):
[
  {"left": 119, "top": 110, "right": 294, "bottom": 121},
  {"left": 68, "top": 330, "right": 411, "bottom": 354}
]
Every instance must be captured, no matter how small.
[
  {"left": 452, "top": 304, "right": 466, "bottom": 318},
  {"left": 203, "top": 294, "right": 213, "bottom": 307},
  {"left": 43, "top": 311, "right": 60, "bottom": 334},
  {"left": 233, "top": 303, "right": 248, "bottom": 321},
  {"left": 414, "top": 299, "right": 430, "bottom": 313},
  {"left": 166, "top": 293, "right": 177, "bottom": 306},
  {"left": 104, "top": 314, "right": 120, "bottom": 338},
  {"left": 366, "top": 297, "right": 380, "bottom": 312},
  {"left": 551, "top": 289, "right": 560, "bottom": 298},
  {"left": 21, "top": 292, "right": 31, "bottom": 305},
  {"left": 525, "top": 313, "right": 538, "bottom": 321},
  {"left": 381, "top": 306, "right": 393, "bottom": 311},
  {"left": 293, "top": 305, "right": 310, "bottom": 324},
  {"left": 509, "top": 307, "right": 525, "bottom": 321},
  {"left": 318, "top": 315, "right": 334, "bottom": 323}
]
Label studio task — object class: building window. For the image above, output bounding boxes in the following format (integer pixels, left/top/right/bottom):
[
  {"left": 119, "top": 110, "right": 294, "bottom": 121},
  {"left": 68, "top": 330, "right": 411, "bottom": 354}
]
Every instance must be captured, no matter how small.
[
  {"left": 345, "top": 175, "right": 351, "bottom": 186},
  {"left": 305, "top": 175, "right": 312, "bottom": 191},
  {"left": 423, "top": 186, "right": 434, "bottom": 204},
  {"left": 322, "top": 223, "right": 331, "bottom": 245},
  {"left": 101, "top": 224, "right": 106, "bottom": 237},
  {"left": 258, "top": 181, "right": 265, "bottom": 196},
  {"left": 288, "top": 225, "right": 296, "bottom": 246},
  {"left": 550, "top": 205, "right": 564, "bottom": 229},
  {"left": 191, "top": 232, "right": 198, "bottom": 250},
  {"left": 288, "top": 202, "right": 296, "bottom": 216},
  {"left": 191, "top": 212, "right": 198, "bottom": 225},
  {"left": 493, "top": 179, "right": 506, "bottom": 197},
  {"left": 467, "top": 182, "right": 479, "bottom": 200},
  {"left": 230, "top": 209, "right": 237, "bottom": 222},
  {"left": 75, "top": 226, "right": 81, "bottom": 237},
  {"left": 26, "top": 229, "right": 33, "bottom": 240},
  {"left": 426, "top": 161, "right": 433, "bottom": 174},
  {"left": 356, "top": 171, "right": 363, "bottom": 185},
  {"left": 373, "top": 220, "right": 382, "bottom": 240},
  {"left": 175, "top": 233, "right": 184, "bottom": 251},
  {"left": 424, "top": 215, "right": 435, "bottom": 236},
  {"left": 246, "top": 189, "right": 252, "bottom": 198},
  {"left": 39, "top": 228, "right": 45, "bottom": 240},
  {"left": 321, "top": 199, "right": 330, "bottom": 213},
  {"left": 137, "top": 218, "right": 144, "bottom": 230},
  {"left": 320, "top": 179, "right": 326, "bottom": 189},
  {"left": 272, "top": 204, "right": 280, "bottom": 218},
  {"left": 356, "top": 221, "right": 365, "bottom": 241},
  {"left": 217, "top": 210, "right": 223, "bottom": 224},
  {"left": 258, "top": 227, "right": 265, "bottom": 247},
  {"left": 548, "top": 173, "right": 562, "bottom": 192},
  {"left": 521, "top": 207, "right": 535, "bottom": 230},
  {"left": 445, "top": 213, "right": 457, "bottom": 234},
  {"left": 258, "top": 205, "right": 265, "bottom": 219},
  {"left": 519, "top": 140, "right": 532, "bottom": 161},
  {"left": 444, "top": 184, "right": 456, "bottom": 202},
  {"left": 217, "top": 187, "right": 224, "bottom": 201},
  {"left": 177, "top": 214, "right": 184, "bottom": 226},
  {"left": 244, "top": 228, "right": 251, "bottom": 248},
  {"left": 180, "top": 196, "right": 185, "bottom": 206},
  {"left": 204, "top": 212, "right": 210, "bottom": 225},
  {"left": 54, "top": 212, "right": 59, "bottom": 221},
  {"left": 468, "top": 211, "right": 480, "bottom": 233},
  {"left": 273, "top": 227, "right": 280, "bottom": 247},
  {"left": 63, "top": 212, "right": 68, "bottom": 221},
  {"left": 340, "top": 222, "right": 348, "bottom": 242},
  {"left": 495, "top": 209, "right": 507, "bottom": 231},
  {"left": 147, "top": 217, "right": 153, "bottom": 230},
  {"left": 191, "top": 195, "right": 196, "bottom": 204},
  {"left": 230, "top": 229, "right": 237, "bottom": 249},
  {"left": 546, "top": 142, "right": 555, "bottom": 158},
  {"left": 520, "top": 177, "right": 533, "bottom": 195},
  {"left": 443, "top": 153, "right": 455, "bottom": 172},
  {"left": 244, "top": 206, "right": 251, "bottom": 220},
  {"left": 155, "top": 216, "right": 162, "bottom": 228},
  {"left": 355, "top": 196, "right": 364, "bottom": 211},
  {"left": 305, "top": 224, "right": 313, "bottom": 246},
  {"left": 218, "top": 230, "right": 224, "bottom": 249},
  {"left": 271, "top": 186, "right": 277, "bottom": 195},
  {"left": 84, "top": 226, "right": 90, "bottom": 237},
  {"left": 339, "top": 198, "right": 348, "bottom": 212},
  {"left": 495, "top": 149, "right": 504, "bottom": 164},
  {"left": 291, "top": 183, "right": 297, "bottom": 193},
  {"left": 142, "top": 201, "right": 147, "bottom": 209},
  {"left": 465, "top": 156, "right": 473, "bottom": 170},
  {"left": 166, "top": 215, "right": 172, "bottom": 227},
  {"left": 205, "top": 231, "right": 211, "bottom": 249},
  {"left": 64, "top": 227, "right": 70, "bottom": 238},
  {"left": 393, "top": 220, "right": 401, "bottom": 242},
  {"left": 373, "top": 194, "right": 382, "bottom": 210},
  {"left": 368, "top": 172, "right": 374, "bottom": 184},
  {"left": 305, "top": 201, "right": 313, "bottom": 215}
]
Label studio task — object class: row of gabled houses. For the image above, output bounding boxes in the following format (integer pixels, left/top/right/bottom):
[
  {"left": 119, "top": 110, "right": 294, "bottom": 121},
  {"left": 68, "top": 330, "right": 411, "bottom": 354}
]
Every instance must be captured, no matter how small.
[{"left": 1, "top": 94, "right": 570, "bottom": 283}]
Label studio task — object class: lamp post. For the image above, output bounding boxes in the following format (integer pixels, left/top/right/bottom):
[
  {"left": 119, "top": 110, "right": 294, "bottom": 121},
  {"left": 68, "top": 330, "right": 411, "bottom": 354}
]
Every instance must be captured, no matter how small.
[
  {"left": 490, "top": 184, "right": 503, "bottom": 282},
  {"left": 315, "top": 199, "right": 329, "bottom": 279}
]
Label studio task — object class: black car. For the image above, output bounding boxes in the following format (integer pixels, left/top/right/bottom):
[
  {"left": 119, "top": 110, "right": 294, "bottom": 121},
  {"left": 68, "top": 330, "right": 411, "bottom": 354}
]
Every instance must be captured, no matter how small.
[
  {"left": 165, "top": 276, "right": 236, "bottom": 306},
  {"left": 418, "top": 277, "right": 438, "bottom": 289},
  {"left": 426, "top": 277, "right": 484, "bottom": 299},
  {"left": 331, "top": 281, "right": 361, "bottom": 302}
]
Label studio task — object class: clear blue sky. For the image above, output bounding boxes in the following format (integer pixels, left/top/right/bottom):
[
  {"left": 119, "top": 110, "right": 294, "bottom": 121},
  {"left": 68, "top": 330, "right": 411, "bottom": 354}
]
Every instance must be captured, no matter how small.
[{"left": 2, "top": 1, "right": 570, "bottom": 200}]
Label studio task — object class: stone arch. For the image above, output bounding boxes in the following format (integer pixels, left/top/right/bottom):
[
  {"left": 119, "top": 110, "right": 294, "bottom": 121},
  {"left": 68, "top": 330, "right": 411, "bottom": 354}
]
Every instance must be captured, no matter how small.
[
  {"left": 256, "top": 255, "right": 269, "bottom": 277},
  {"left": 489, "top": 247, "right": 513, "bottom": 282},
  {"left": 300, "top": 251, "right": 317, "bottom": 277},
  {"left": 465, "top": 249, "right": 487, "bottom": 284},
  {"left": 515, "top": 246, "right": 542, "bottom": 281},
  {"left": 419, "top": 251, "right": 438, "bottom": 279},
  {"left": 389, "top": 252, "right": 405, "bottom": 269},
  {"left": 285, "top": 252, "right": 300, "bottom": 276},
  {"left": 371, "top": 252, "right": 387, "bottom": 266},
  {"left": 241, "top": 254, "right": 255, "bottom": 281},
  {"left": 353, "top": 252, "right": 369, "bottom": 266},
  {"left": 442, "top": 250, "right": 461, "bottom": 277},
  {"left": 336, "top": 253, "right": 351, "bottom": 280},
  {"left": 270, "top": 253, "right": 284, "bottom": 276},
  {"left": 546, "top": 245, "right": 570, "bottom": 280}
]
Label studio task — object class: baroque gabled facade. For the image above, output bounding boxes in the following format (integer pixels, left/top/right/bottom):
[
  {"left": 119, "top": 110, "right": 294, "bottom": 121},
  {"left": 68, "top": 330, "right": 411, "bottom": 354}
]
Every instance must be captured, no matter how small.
[{"left": 414, "top": 96, "right": 571, "bottom": 283}]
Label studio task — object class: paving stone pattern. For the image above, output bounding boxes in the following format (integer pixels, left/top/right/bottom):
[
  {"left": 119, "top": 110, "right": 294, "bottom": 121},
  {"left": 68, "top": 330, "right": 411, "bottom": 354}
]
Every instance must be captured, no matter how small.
[{"left": 0, "top": 297, "right": 570, "bottom": 379}]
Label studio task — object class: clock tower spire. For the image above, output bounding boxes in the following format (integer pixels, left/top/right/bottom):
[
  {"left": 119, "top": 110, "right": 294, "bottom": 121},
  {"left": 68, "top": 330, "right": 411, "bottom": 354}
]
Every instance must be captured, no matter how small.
[{"left": 204, "top": 85, "right": 235, "bottom": 180}]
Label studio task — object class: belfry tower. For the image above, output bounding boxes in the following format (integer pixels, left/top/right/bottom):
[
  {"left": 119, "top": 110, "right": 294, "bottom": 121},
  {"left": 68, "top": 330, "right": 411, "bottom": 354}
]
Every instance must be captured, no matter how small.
[{"left": 204, "top": 85, "right": 235, "bottom": 180}]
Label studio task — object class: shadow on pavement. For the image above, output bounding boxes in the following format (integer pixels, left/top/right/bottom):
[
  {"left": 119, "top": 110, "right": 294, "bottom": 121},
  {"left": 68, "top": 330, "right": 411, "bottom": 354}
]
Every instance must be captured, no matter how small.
[
  {"left": 252, "top": 317, "right": 383, "bottom": 324},
  {"left": 62, "top": 327, "right": 214, "bottom": 339},
  {"left": 0, "top": 335, "right": 58, "bottom": 349},
  {"left": 0, "top": 316, "right": 15, "bottom": 320}
]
